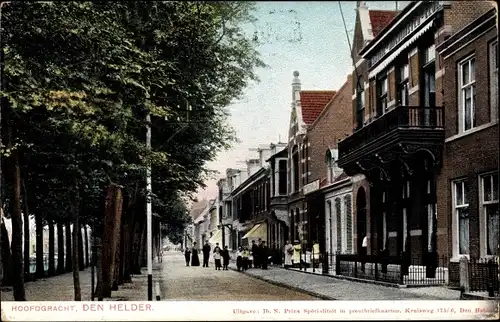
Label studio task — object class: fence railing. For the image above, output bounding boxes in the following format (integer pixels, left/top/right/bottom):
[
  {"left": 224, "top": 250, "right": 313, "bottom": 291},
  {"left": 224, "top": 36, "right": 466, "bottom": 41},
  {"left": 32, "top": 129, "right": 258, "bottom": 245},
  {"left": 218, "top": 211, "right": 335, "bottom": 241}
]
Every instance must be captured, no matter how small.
[
  {"left": 460, "top": 257, "right": 499, "bottom": 297},
  {"left": 321, "top": 252, "right": 448, "bottom": 286}
]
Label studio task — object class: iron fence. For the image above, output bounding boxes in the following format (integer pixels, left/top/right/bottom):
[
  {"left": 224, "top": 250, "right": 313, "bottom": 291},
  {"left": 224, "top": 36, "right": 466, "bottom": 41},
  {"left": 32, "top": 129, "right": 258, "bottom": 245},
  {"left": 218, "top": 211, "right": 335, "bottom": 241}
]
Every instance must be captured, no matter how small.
[
  {"left": 468, "top": 257, "right": 499, "bottom": 297},
  {"left": 322, "top": 252, "right": 448, "bottom": 285}
]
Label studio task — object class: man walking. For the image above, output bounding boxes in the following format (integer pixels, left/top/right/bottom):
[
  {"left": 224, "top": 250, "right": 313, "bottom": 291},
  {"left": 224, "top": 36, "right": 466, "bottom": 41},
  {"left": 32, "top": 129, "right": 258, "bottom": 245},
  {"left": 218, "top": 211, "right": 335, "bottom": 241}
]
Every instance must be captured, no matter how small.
[
  {"left": 260, "top": 241, "right": 269, "bottom": 269},
  {"left": 202, "top": 241, "right": 211, "bottom": 267},
  {"left": 251, "top": 240, "right": 259, "bottom": 268}
]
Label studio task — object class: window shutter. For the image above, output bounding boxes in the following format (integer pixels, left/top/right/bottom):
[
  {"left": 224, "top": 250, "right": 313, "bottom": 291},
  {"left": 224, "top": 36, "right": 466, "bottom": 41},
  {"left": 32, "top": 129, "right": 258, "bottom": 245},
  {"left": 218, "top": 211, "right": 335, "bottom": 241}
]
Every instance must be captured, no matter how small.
[
  {"left": 345, "top": 194, "right": 353, "bottom": 253},
  {"left": 335, "top": 198, "right": 342, "bottom": 253}
]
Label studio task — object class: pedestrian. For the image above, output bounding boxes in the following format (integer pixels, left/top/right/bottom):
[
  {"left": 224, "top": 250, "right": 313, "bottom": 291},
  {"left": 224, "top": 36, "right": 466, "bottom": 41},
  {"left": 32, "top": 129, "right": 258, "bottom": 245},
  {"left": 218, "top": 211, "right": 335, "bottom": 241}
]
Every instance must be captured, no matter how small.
[
  {"left": 214, "top": 249, "right": 222, "bottom": 270},
  {"left": 292, "top": 240, "right": 301, "bottom": 268},
  {"left": 312, "top": 241, "right": 320, "bottom": 268},
  {"left": 222, "top": 245, "right": 230, "bottom": 270},
  {"left": 236, "top": 246, "right": 244, "bottom": 271},
  {"left": 184, "top": 247, "right": 191, "bottom": 266},
  {"left": 242, "top": 247, "right": 249, "bottom": 271},
  {"left": 260, "top": 241, "right": 269, "bottom": 269},
  {"left": 251, "top": 240, "right": 259, "bottom": 268},
  {"left": 213, "top": 243, "right": 222, "bottom": 270},
  {"left": 202, "top": 240, "right": 211, "bottom": 267},
  {"left": 191, "top": 242, "right": 200, "bottom": 266},
  {"left": 284, "top": 240, "right": 293, "bottom": 268}
]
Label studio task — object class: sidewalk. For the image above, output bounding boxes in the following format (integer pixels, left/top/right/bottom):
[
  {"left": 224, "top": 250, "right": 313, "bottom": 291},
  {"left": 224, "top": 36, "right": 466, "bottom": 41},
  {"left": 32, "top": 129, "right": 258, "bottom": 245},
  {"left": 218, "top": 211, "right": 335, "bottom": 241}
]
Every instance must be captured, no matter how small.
[
  {"left": 1, "top": 262, "right": 162, "bottom": 301},
  {"left": 230, "top": 265, "right": 462, "bottom": 300}
]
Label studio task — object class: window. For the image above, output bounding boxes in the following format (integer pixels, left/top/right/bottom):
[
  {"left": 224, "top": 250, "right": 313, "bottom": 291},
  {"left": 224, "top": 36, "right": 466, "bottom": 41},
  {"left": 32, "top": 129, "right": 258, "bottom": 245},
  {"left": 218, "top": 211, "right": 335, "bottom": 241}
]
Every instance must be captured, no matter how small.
[
  {"left": 376, "top": 74, "right": 388, "bottom": 116},
  {"left": 356, "top": 78, "right": 365, "bottom": 129},
  {"left": 326, "top": 150, "right": 338, "bottom": 183},
  {"left": 459, "top": 56, "right": 476, "bottom": 132},
  {"left": 421, "top": 45, "right": 436, "bottom": 128},
  {"left": 344, "top": 195, "right": 353, "bottom": 253},
  {"left": 397, "top": 61, "right": 410, "bottom": 106},
  {"left": 278, "top": 160, "right": 287, "bottom": 195},
  {"left": 480, "top": 173, "right": 499, "bottom": 256},
  {"left": 490, "top": 41, "right": 498, "bottom": 121},
  {"left": 402, "top": 181, "right": 410, "bottom": 252},
  {"left": 327, "top": 200, "right": 333, "bottom": 254},
  {"left": 454, "top": 180, "right": 470, "bottom": 255},
  {"left": 335, "top": 197, "right": 342, "bottom": 253},
  {"left": 292, "top": 146, "right": 299, "bottom": 192}
]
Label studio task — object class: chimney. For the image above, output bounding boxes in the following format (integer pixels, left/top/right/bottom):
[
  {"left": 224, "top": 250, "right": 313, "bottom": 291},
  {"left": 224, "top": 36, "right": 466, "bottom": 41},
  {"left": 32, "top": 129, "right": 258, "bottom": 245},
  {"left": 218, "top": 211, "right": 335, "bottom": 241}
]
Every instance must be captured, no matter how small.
[{"left": 292, "top": 70, "right": 301, "bottom": 103}]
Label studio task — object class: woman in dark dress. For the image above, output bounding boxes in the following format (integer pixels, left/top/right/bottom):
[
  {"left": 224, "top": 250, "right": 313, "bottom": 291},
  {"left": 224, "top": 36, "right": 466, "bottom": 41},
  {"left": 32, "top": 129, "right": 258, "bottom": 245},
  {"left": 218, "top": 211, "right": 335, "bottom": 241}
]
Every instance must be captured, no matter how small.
[
  {"left": 184, "top": 247, "right": 191, "bottom": 266},
  {"left": 191, "top": 242, "right": 200, "bottom": 266}
]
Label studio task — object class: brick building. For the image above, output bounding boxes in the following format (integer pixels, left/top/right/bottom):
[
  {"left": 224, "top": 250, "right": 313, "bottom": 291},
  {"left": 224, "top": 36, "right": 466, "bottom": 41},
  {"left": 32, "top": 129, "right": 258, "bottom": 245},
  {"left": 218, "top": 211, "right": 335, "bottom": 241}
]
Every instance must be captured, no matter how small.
[
  {"left": 286, "top": 71, "right": 336, "bottom": 247},
  {"left": 435, "top": 7, "right": 498, "bottom": 287},
  {"left": 302, "top": 75, "right": 354, "bottom": 255},
  {"left": 337, "top": 0, "right": 497, "bottom": 284},
  {"left": 347, "top": 2, "right": 399, "bottom": 256}
]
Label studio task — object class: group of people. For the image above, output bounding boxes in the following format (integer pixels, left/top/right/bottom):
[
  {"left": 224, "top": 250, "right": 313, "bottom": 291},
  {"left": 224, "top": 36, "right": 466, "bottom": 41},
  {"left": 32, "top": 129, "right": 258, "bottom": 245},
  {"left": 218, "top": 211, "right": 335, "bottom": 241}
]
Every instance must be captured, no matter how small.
[
  {"left": 283, "top": 240, "right": 320, "bottom": 268},
  {"left": 184, "top": 241, "right": 230, "bottom": 270},
  {"left": 235, "top": 238, "right": 270, "bottom": 271}
]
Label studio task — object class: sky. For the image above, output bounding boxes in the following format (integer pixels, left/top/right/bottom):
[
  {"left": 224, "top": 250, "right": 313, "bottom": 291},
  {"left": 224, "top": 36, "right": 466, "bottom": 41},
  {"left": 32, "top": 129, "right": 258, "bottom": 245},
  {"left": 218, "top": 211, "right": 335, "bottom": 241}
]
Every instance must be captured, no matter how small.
[{"left": 196, "top": 1, "right": 411, "bottom": 201}]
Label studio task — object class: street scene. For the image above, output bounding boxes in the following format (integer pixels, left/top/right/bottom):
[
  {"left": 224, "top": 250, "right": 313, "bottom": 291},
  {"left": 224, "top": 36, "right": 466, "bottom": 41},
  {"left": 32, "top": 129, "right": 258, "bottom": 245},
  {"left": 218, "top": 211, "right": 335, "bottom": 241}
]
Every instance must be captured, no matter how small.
[{"left": 0, "top": 0, "right": 499, "bottom": 310}]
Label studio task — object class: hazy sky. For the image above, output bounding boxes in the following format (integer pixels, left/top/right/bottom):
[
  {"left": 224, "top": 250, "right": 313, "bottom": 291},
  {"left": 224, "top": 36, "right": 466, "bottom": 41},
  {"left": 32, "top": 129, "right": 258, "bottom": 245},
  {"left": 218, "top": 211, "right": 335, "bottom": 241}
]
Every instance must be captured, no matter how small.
[{"left": 196, "top": 1, "right": 410, "bottom": 200}]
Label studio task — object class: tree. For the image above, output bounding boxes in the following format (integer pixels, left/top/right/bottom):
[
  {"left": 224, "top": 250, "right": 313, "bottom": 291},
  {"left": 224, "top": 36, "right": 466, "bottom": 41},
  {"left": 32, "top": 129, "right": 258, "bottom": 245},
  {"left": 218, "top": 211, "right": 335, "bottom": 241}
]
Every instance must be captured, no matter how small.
[{"left": 1, "top": 1, "right": 264, "bottom": 300}]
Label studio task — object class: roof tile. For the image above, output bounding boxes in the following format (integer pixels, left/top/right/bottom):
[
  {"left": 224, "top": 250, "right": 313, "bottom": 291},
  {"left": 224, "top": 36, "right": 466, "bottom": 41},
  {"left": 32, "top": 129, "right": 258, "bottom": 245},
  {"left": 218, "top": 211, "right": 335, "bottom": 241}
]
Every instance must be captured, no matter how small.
[
  {"left": 369, "top": 10, "right": 399, "bottom": 38},
  {"left": 299, "top": 90, "right": 336, "bottom": 125}
]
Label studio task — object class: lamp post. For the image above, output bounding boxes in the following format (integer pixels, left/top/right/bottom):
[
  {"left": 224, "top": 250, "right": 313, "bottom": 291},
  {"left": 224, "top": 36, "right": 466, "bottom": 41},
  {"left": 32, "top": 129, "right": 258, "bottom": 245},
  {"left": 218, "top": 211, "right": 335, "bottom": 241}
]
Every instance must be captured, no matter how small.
[{"left": 146, "top": 112, "right": 153, "bottom": 301}]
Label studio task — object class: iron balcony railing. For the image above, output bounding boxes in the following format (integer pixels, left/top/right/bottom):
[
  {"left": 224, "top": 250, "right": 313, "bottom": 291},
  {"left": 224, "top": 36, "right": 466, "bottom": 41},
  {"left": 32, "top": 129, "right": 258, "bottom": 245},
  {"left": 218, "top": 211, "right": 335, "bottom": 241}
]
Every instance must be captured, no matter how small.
[{"left": 339, "top": 105, "right": 444, "bottom": 159}]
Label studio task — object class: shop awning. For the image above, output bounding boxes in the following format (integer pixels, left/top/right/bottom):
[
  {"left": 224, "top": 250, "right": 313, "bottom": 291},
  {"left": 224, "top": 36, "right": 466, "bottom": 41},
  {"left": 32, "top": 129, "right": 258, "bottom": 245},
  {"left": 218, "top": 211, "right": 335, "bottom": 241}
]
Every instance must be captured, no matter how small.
[
  {"left": 242, "top": 222, "right": 267, "bottom": 241},
  {"left": 208, "top": 230, "right": 222, "bottom": 245}
]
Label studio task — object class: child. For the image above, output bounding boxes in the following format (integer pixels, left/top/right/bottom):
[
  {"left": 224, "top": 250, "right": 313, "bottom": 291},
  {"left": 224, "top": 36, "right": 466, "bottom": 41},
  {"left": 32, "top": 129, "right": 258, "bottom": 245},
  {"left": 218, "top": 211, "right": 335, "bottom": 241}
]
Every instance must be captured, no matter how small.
[
  {"left": 236, "top": 247, "right": 243, "bottom": 271},
  {"left": 242, "top": 247, "right": 249, "bottom": 271},
  {"left": 222, "top": 245, "right": 230, "bottom": 270},
  {"left": 214, "top": 249, "right": 222, "bottom": 270}
]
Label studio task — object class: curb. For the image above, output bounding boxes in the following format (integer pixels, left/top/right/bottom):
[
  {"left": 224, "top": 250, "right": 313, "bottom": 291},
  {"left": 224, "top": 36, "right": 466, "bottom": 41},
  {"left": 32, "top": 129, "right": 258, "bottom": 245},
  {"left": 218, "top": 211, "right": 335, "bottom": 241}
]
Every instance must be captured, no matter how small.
[
  {"left": 229, "top": 267, "right": 335, "bottom": 300},
  {"left": 283, "top": 267, "right": 407, "bottom": 288}
]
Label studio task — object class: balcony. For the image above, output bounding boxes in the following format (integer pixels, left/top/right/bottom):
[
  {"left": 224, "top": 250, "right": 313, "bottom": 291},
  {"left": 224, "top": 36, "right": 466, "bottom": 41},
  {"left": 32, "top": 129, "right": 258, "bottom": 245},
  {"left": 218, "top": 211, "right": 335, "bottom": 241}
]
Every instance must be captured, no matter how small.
[{"left": 338, "top": 106, "right": 445, "bottom": 176}]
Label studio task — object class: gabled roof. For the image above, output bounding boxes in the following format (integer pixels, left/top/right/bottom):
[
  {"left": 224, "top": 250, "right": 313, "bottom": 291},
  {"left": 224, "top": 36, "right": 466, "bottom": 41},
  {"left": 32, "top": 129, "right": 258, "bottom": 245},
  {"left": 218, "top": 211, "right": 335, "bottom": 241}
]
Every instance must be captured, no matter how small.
[
  {"left": 299, "top": 91, "right": 336, "bottom": 125},
  {"left": 369, "top": 10, "right": 399, "bottom": 38}
]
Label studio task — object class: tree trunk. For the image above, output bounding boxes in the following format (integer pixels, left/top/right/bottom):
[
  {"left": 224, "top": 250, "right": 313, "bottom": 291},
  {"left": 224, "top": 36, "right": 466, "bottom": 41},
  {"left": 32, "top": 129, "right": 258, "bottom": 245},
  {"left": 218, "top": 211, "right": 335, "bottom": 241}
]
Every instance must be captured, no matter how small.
[
  {"left": 84, "top": 224, "right": 89, "bottom": 268},
  {"left": 117, "top": 215, "right": 125, "bottom": 285},
  {"left": 48, "top": 220, "right": 55, "bottom": 276},
  {"left": 57, "top": 222, "right": 65, "bottom": 274},
  {"left": 78, "top": 224, "right": 84, "bottom": 271},
  {"left": 35, "top": 214, "right": 44, "bottom": 278},
  {"left": 131, "top": 216, "right": 144, "bottom": 274},
  {"left": 98, "top": 184, "right": 122, "bottom": 298},
  {"left": 65, "top": 222, "right": 72, "bottom": 273},
  {"left": 1, "top": 208, "right": 13, "bottom": 286},
  {"left": 111, "top": 186, "right": 123, "bottom": 290},
  {"left": 10, "top": 148, "right": 26, "bottom": 300},
  {"left": 71, "top": 194, "right": 81, "bottom": 301},
  {"left": 22, "top": 181, "right": 30, "bottom": 280},
  {"left": 123, "top": 184, "right": 138, "bottom": 282}
]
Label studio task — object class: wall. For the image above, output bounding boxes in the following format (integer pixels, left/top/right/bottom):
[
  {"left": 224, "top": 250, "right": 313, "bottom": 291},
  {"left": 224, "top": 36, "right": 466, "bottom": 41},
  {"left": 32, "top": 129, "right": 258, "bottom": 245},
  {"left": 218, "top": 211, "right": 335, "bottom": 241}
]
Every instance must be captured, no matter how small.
[{"left": 307, "top": 76, "right": 353, "bottom": 184}]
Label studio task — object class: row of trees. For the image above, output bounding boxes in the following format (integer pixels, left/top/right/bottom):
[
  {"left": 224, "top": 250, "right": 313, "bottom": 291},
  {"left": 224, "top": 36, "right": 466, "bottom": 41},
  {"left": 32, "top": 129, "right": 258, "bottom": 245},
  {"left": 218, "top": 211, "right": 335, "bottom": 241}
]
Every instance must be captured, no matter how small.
[{"left": 0, "top": 1, "right": 264, "bottom": 300}]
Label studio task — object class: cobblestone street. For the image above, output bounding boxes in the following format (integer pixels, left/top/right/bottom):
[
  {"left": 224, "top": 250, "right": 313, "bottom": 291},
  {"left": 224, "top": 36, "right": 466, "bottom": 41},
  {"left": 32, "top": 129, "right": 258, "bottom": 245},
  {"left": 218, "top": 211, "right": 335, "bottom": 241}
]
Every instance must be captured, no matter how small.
[{"left": 159, "top": 252, "right": 319, "bottom": 301}]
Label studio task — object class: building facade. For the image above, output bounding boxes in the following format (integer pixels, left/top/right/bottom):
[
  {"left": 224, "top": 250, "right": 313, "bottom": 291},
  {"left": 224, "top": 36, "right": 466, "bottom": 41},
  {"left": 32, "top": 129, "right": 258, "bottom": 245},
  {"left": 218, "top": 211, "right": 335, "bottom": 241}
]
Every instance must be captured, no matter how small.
[
  {"left": 303, "top": 75, "right": 354, "bottom": 255},
  {"left": 435, "top": 6, "right": 498, "bottom": 286},
  {"left": 338, "top": 0, "right": 496, "bottom": 283},
  {"left": 286, "top": 71, "right": 336, "bottom": 248}
]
